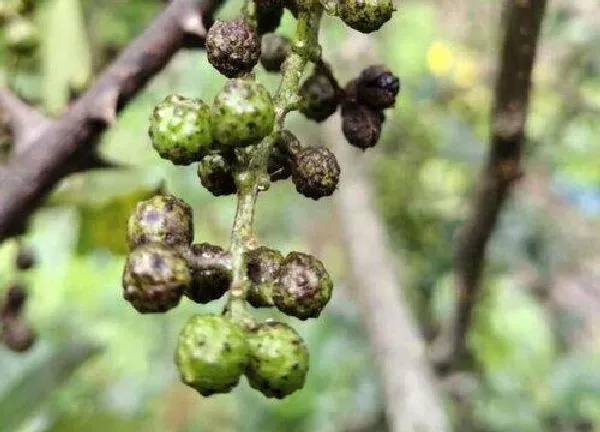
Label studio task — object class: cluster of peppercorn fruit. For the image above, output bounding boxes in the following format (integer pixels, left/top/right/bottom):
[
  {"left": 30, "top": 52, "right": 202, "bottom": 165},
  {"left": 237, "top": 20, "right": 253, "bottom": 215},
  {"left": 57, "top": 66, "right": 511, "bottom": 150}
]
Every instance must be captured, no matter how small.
[
  {"left": 0, "top": 0, "right": 39, "bottom": 55},
  {"left": 1, "top": 245, "right": 36, "bottom": 352},
  {"left": 124, "top": 0, "right": 398, "bottom": 399}
]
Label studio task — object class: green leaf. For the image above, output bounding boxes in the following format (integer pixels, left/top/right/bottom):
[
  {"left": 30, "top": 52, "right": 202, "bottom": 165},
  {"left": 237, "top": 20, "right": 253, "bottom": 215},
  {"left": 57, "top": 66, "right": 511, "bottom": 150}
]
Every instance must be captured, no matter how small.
[
  {"left": 0, "top": 341, "right": 103, "bottom": 432},
  {"left": 42, "top": 0, "right": 92, "bottom": 112}
]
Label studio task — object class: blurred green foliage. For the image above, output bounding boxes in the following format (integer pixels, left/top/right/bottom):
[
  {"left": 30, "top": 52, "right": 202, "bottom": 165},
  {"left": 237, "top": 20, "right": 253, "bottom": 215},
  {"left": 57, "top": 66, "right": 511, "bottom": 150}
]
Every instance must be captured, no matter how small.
[{"left": 2, "top": 0, "right": 600, "bottom": 431}]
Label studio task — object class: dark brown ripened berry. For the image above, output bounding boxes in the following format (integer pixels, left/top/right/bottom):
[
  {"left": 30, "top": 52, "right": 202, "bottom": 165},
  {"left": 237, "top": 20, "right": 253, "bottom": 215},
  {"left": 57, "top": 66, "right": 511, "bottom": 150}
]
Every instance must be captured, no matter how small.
[
  {"left": 267, "top": 130, "right": 302, "bottom": 182},
  {"left": 245, "top": 247, "right": 283, "bottom": 308},
  {"left": 292, "top": 147, "right": 340, "bottom": 200},
  {"left": 122, "top": 244, "right": 190, "bottom": 314},
  {"left": 2, "top": 283, "right": 27, "bottom": 317},
  {"left": 206, "top": 18, "right": 260, "bottom": 78},
  {"left": 273, "top": 252, "right": 333, "bottom": 320},
  {"left": 260, "top": 33, "right": 291, "bottom": 72},
  {"left": 341, "top": 104, "right": 383, "bottom": 149},
  {"left": 355, "top": 65, "right": 400, "bottom": 109},
  {"left": 257, "top": 0, "right": 284, "bottom": 35},
  {"left": 299, "top": 73, "right": 340, "bottom": 123},
  {"left": 127, "top": 195, "right": 194, "bottom": 249},
  {"left": 15, "top": 246, "right": 35, "bottom": 270},
  {"left": 2, "top": 317, "right": 36, "bottom": 352},
  {"left": 183, "top": 243, "right": 231, "bottom": 304},
  {"left": 197, "top": 154, "right": 237, "bottom": 196}
]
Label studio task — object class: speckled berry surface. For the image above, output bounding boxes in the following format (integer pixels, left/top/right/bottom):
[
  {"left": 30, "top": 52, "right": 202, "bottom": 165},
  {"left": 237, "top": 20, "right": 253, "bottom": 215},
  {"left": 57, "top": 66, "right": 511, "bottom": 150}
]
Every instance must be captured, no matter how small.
[
  {"left": 197, "top": 154, "right": 237, "bottom": 196},
  {"left": 341, "top": 104, "right": 383, "bottom": 149},
  {"left": 245, "top": 247, "right": 283, "bottom": 308},
  {"left": 210, "top": 78, "right": 275, "bottom": 148},
  {"left": 273, "top": 251, "right": 333, "bottom": 319},
  {"left": 127, "top": 194, "right": 193, "bottom": 249},
  {"left": 291, "top": 147, "right": 340, "bottom": 200},
  {"left": 148, "top": 95, "right": 212, "bottom": 165},
  {"left": 184, "top": 243, "right": 231, "bottom": 304},
  {"left": 206, "top": 18, "right": 260, "bottom": 77},
  {"left": 339, "top": 0, "right": 394, "bottom": 33},
  {"left": 299, "top": 73, "right": 339, "bottom": 122},
  {"left": 122, "top": 243, "right": 189, "bottom": 313},
  {"left": 175, "top": 314, "right": 249, "bottom": 396},
  {"left": 245, "top": 321, "right": 309, "bottom": 399}
]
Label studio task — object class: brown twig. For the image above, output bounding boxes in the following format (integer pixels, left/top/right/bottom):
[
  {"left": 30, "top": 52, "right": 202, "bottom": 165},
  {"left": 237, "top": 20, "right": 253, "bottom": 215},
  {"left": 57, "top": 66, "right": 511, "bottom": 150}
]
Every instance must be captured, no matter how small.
[
  {"left": 451, "top": 0, "right": 548, "bottom": 364},
  {"left": 0, "top": 0, "right": 222, "bottom": 241}
]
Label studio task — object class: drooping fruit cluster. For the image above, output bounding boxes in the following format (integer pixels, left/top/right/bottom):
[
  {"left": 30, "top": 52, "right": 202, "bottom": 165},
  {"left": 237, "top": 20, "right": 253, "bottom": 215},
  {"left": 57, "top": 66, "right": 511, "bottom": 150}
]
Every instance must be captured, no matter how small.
[{"left": 125, "top": 0, "right": 398, "bottom": 400}]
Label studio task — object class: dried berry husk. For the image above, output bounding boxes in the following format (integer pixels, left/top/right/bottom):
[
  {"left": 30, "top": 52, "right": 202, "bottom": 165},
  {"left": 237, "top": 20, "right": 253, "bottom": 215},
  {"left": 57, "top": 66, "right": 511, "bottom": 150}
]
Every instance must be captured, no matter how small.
[
  {"left": 338, "top": 0, "right": 394, "bottom": 34},
  {"left": 210, "top": 78, "right": 275, "bottom": 148},
  {"left": 299, "top": 73, "right": 340, "bottom": 123},
  {"left": 15, "top": 246, "right": 35, "bottom": 270},
  {"left": 291, "top": 146, "right": 340, "bottom": 200},
  {"left": 257, "top": 0, "right": 284, "bottom": 35},
  {"left": 341, "top": 104, "right": 383, "bottom": 149},
  {"left": 355, "top": 65, "right": 400, "bottom": 109},
  {"left": 175, "top": 314, "right": 249, "bottom": 396},
  {"left": 122, "top": 243, "right": 189, "bottom": 314},
  {"left": 273, "top": 252, "right": 333, "bottom": 320},
  {"left": 2, "top": 317, "right": 36, "bottom": 352},
  {"left": 206, "top": 18, "right": 260, "bottom": 77},
  {"left": 127, "top": 194, "right": 194, "bottom": 249},
  {"left": 260, "top": 33, "right": 291, "bottom": 72},
  {"left": 148, "top": 95, "right": 212, "bottom": 165},
  {"left": 245, "top": 247, "right": 283, "bottom": 308},
  {"left": 197, "top": 154, "right": 237, "bottom": 196},
  {"left": 267, "top": 130, "right": 302, "bottom": 182},
  {"left": 183, "top": 243, "right": 231, "bottom": 304},
  {"left": 245, "top": 321, "right": 309, "bottom": 399}
]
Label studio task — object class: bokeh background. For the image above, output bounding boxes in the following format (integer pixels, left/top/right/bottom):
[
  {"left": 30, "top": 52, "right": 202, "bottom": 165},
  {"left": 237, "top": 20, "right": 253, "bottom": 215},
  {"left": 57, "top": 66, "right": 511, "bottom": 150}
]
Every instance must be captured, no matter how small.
[{"left": 2, "top": 0, "right": 600, "bottom": 431}]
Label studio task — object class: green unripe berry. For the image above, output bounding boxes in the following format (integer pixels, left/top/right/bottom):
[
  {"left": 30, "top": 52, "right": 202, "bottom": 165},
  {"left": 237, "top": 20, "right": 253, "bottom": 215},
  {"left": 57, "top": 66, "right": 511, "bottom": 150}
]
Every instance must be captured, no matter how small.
[
  {"left": 184, "top": 243, "right": 231, "bottom": 304},
  {"left": 292, "top": 146, "right": 340, "bottom": 200},
  {"left": 273, "top": 252, "right": 333, "bottom": 320},
  {"left": 245, "top": 321, "right": 309, "bottom": 399},
  {"left": 206, "top": 18, "right": 260, "bottom": 78},
  {"left": 210, "top": 78, "right": 275, "bottom": 148},
  {"left": 175, "top": 314, "right": 249, "bottom": 396},
  {"left": 122, "top": 244, "right": 190, "bottom": 314},
  {"left": 148, "top": 95, "right": 212, "bottom": 165},
  {"left": 6, "top": 18, "right": 39, "bottom": 53},
  {"left": 197, "top": 153, "right": 237, "bottom": 196},
  {"left": 339, "top": 0, "right": 394, "bottom": 33},
  {"left": 245, "top": 247, "right": 283, "bottom": 308},
  {"left": 127, "top": 194, "right": 194, "bottom": 249}
]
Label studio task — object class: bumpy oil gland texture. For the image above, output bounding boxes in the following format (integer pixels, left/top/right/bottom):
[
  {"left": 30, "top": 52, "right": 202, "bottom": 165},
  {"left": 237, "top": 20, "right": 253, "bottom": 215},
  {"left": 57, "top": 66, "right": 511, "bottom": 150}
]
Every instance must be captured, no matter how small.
[
  {"left": 206, "top": 18, "right": 260, "bottom": 78},
  {"left": 210, "top": 78, "right": 275, "bottom": 148},
  {"left": 127, "top": 194, "right": 193, "bottom": 249},
  {"left": 148, "top": 95, "right": 212, "bottom": 165},
  {"left": 6, "top": 17, "right": 39, "bottom": 52},
  {"left": 299, "top": 73, "right": 339, "bottom": 123},
  {"left": 260, "top": 33, "right": 291, "bottom": 72},
  {"left": 245, "top": 247, "right": 283, "bottom": 308},
  {"left": 175, "top": 314, "right": 249, "bottom": 396},
  {"left": 355, "top": 65, "right": 400, "bottom": 109},
  {"left": 292, "top": 147, "right": 340, "bottom": 200},
  {"left": 257, "top": 0, "right": 284, "bottom": 35},
  {"left": 339, "top": 0, "right": 394, "bottom": 34},
  {"left": 273, "top": 252, "right": 333, "bottom": 320},
  {"left": 267, "top": 130, "right": 302, "bottom": 182},
  {"left": 122, "top": 243, "right": 190, "bottom": 313},
  {"left": 2, "top": 317, "right": 35, "bottom": 352},
  {"left": 184, "top": 243, "right": 231, "bottom": 304},
  {"left": 246, "top": 321, "right": 309, "bottom": 399},
  {"left": 341, "top": 104, "right": 383, "bottom": 149},
  {"left": 197, "top": 154, "right": 237, "bottom": 196}
]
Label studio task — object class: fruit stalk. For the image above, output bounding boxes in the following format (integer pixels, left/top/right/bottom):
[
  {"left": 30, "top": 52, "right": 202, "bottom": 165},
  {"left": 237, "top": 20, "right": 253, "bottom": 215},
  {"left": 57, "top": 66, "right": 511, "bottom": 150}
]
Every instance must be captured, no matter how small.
[{"left": 226, "top": 5, "right": 324, "bottom": 320}]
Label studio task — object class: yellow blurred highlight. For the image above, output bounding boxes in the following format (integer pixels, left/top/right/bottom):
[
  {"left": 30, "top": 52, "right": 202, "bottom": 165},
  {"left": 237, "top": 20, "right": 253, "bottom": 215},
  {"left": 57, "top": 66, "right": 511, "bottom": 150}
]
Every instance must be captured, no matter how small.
[
  {"left": 427, "top": 41, "right": 455, "bottom": 77},
  {"left": 453, "top": 59, "right": 477, "bottom": 88}
]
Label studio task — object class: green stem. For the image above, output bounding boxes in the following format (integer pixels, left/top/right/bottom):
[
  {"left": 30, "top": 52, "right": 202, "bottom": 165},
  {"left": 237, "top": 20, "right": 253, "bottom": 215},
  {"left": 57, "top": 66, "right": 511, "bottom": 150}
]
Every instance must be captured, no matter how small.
[{"left": 225, "top": 7, "right": 324, "bottom": 323}]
